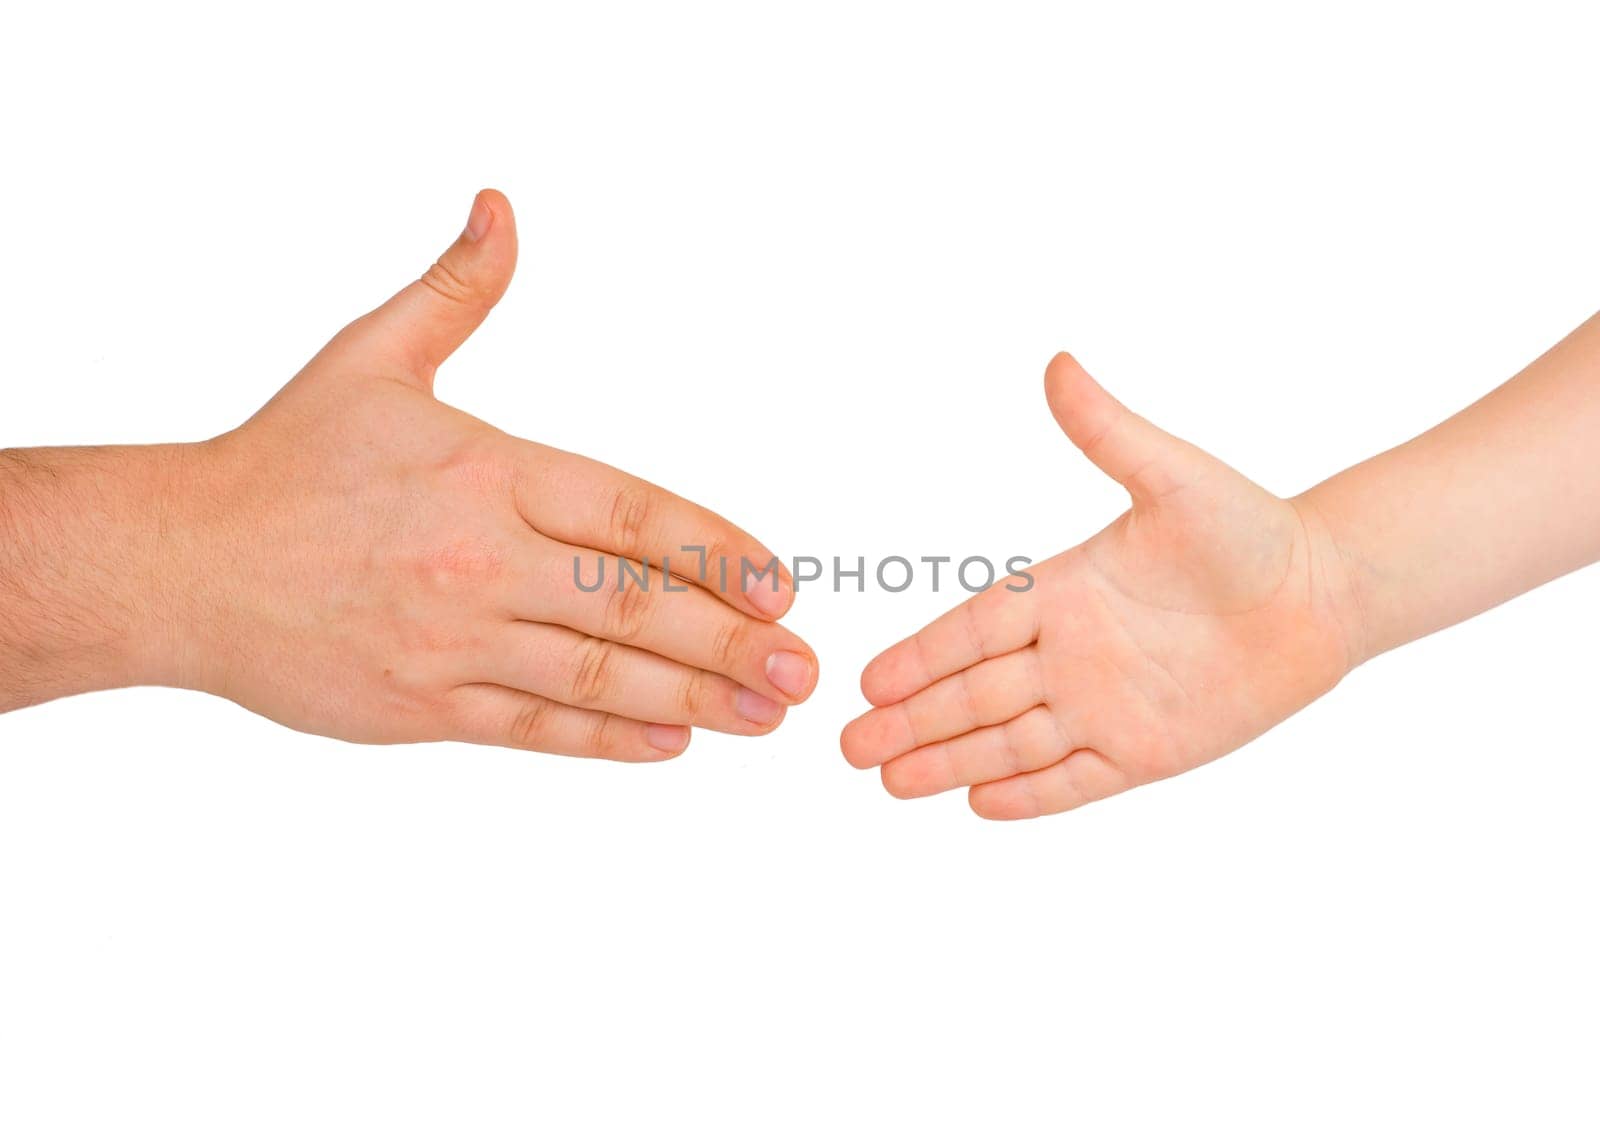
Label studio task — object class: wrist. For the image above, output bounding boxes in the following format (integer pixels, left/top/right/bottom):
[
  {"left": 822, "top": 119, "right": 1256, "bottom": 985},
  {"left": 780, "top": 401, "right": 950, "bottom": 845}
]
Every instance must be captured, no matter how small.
[
  {"left": 1290, "top": 487, "right": 1376, "bottom": 673},
  {"left": 0, "top": 441, "right": 212, "bottom": 708},
  {"left": 136, "top": 440, "right": 228, "bottom": 694}
]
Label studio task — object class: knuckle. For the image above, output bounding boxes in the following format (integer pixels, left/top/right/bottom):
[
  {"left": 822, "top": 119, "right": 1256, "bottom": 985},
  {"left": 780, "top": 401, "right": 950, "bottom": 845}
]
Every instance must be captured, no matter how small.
[
  {"left": 602, "top": 578, "right": 654, "bottom": 642},
  {"left": 607, "top": 483, "right": 655, "bottom": 551},
  {"left": 413, "top": 537, "right": 508, "bottom": 593},
  {"left": 703, "top": 536, "right": 739, "bottom": 591},
  {"left": 1057, "top": 764, "right": 1096, "bottom": 811},
  {"left": 508, "top": 695, "right": 554, "bottom": 748},
  {"left": 394, "top": 624, "right": 474, "bottom": 670},
  {"left": 955, "top": 671, "right": 983, "bottom": 725},
  {"left": 709, "top": 618, "right": 751, "bottom": 673},
  {"left": 962, "top": 598, "right": 991, "bottom": 659},
  {"left": 420, "top": 257, "right": 478, "bottom": 306},
  {"left": 1039, "top": 708, "right": 1074, "bottom": 759},
  {"left": 583, "top": 713, "right": 616, "bottom": 758},
  {"left": 901, "top": 701, "right": 930, "bottom": 750},
  {"left": 437, "top": 441, "right": 514, "bottom": 495},
  {"left": 571, "top": 637, "right": 617, "bottom": 705},
  {"left": 675, "top": 669, "right": 711, "bottom": 720},
  {"left": 996, "top": 719, "right": 1030, "bottom": 776}
]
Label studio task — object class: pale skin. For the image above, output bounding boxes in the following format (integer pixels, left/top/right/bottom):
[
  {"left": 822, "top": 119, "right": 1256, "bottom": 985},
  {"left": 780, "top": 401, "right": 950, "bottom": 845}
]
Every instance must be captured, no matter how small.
[
  {"left": 6, "top": 202, "right": 1598, "bottom": 805},
  {"left": 842, "top": 313, "right": 1600, "bottom": 819},
  {"left": 0, "top": 190, "right": 818, "bottom": 759}
]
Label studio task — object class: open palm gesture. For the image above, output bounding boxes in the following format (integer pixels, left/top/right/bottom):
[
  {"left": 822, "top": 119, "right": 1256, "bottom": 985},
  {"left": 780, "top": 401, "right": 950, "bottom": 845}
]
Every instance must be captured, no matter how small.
[{"left": 841, "top": 354, "right": 1361, "bottom": 819}]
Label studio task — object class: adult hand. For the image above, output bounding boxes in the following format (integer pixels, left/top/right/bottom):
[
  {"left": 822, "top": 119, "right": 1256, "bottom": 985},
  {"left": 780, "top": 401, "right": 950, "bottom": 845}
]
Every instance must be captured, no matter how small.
[{"left": 153, "top": 191, "right": 816, "bottom": 758}]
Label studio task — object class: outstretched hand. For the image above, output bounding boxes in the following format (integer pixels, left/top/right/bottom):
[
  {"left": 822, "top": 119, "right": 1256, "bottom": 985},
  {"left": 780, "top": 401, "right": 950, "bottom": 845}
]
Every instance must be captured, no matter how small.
[
  {"left": 841, "top": 353, "right": 1361, "bottom": 818},
  {"left": 170, "top": 191, "right": 817, "bottom": 758}
]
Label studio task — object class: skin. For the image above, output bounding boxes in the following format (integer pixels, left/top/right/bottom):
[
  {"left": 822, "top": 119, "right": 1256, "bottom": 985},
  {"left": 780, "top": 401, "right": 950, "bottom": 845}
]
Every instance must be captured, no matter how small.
[
  {"left": 843, "top": 314, "right": 1600, "bottom": 819},
  {"left": 0, "top": 190, "right": 817, "bottom": 759}
]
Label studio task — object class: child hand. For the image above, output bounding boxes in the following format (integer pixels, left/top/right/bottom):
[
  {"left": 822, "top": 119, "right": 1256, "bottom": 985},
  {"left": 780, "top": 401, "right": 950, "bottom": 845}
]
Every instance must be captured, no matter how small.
[{"left": 840, "top": 353, "right": 1362, "bottom": 818}]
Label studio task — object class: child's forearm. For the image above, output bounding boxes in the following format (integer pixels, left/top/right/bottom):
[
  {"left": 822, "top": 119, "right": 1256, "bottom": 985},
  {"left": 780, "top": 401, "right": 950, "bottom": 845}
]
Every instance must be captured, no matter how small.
[{"left": 1297, "top": 311, "right": 1600, "bottom": 665}]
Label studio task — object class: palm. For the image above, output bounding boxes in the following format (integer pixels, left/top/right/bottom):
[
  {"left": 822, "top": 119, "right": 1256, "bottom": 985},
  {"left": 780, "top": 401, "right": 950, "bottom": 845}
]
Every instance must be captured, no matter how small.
[
  {"left": 841, "top": 354, "right": 1354, "bottom": 819},
  {"left": 1036, "top": 475, "right": 1347, "bottom": 787}
]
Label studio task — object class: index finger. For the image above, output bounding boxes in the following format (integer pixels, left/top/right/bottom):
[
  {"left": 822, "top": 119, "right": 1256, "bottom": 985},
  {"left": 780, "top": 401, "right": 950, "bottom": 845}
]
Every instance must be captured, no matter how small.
[{"left": 512, "top": 441, "right": 793, "bottom": 621}]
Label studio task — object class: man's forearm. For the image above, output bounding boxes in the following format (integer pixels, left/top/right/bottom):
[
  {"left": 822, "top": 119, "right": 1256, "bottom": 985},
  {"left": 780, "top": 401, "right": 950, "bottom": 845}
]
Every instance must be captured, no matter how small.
[
  {"left": 0, "top": 443, "right": 199, "bottom": 712},
  {"left": 1297, "top": 311, "right": 1600, "bottom": 665}
]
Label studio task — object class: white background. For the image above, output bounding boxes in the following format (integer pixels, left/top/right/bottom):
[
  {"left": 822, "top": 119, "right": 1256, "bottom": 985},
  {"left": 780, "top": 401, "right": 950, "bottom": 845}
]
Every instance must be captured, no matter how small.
[{"left": 3, "top": 2, "right": 1598, "bottom": 1135}]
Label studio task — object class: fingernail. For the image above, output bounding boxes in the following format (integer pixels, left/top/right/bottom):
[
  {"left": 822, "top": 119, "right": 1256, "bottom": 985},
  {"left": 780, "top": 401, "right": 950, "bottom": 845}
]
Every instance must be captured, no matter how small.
[
  {"left": 464, "top": 194, "right": 492, "bottom": 243},
  {"left": 765, "top": 651, "right": 814, "bottom": 700},
  {"left": 646, "top": 724, "right": 689, "bottom": 753},
  {"left": 735, "top": 687, "right": 782, "bottom": 725},
  {"left": 745, "top": 569, "right": 791, "bottom": 618}
]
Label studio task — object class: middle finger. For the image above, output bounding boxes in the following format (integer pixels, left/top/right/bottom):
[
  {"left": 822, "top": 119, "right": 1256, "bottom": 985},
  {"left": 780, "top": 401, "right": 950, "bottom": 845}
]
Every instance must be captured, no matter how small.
[{"left": 517, "top": 534, "right": 818, "bottom": 704}]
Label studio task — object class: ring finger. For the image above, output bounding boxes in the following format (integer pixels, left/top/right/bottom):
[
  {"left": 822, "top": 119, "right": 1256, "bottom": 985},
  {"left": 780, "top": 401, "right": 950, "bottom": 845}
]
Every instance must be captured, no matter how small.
[
  {"left": 879, "top": 707, "right": 1071, "bottom": 799},
  {"left": 483, "top": 621, "right": 787, "bottom": 735}
]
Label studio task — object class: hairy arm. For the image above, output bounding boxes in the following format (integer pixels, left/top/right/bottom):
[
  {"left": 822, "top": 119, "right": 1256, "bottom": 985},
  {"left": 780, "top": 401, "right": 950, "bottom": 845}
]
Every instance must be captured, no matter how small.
[
  {"left": 1, "top": 191, "right": 817, "bottom": 757},
  {"left": 0, "top": 444, "right": 202, "bottom": 711}
]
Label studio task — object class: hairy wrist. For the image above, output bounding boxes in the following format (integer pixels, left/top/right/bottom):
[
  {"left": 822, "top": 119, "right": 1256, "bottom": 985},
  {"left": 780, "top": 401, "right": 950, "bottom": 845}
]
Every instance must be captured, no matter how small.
[{"left": 0, "top": 442, "right": 209, "bottom": 710}]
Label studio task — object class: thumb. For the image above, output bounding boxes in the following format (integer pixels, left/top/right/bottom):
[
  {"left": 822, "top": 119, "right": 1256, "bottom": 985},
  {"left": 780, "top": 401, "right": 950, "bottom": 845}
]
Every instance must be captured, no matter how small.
[
  {"left": 351, "top": 189, "right": 519, "bottom": 390},
  {"left": 1044, "top": 351, "right": 1209, "bottom": 505}
]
